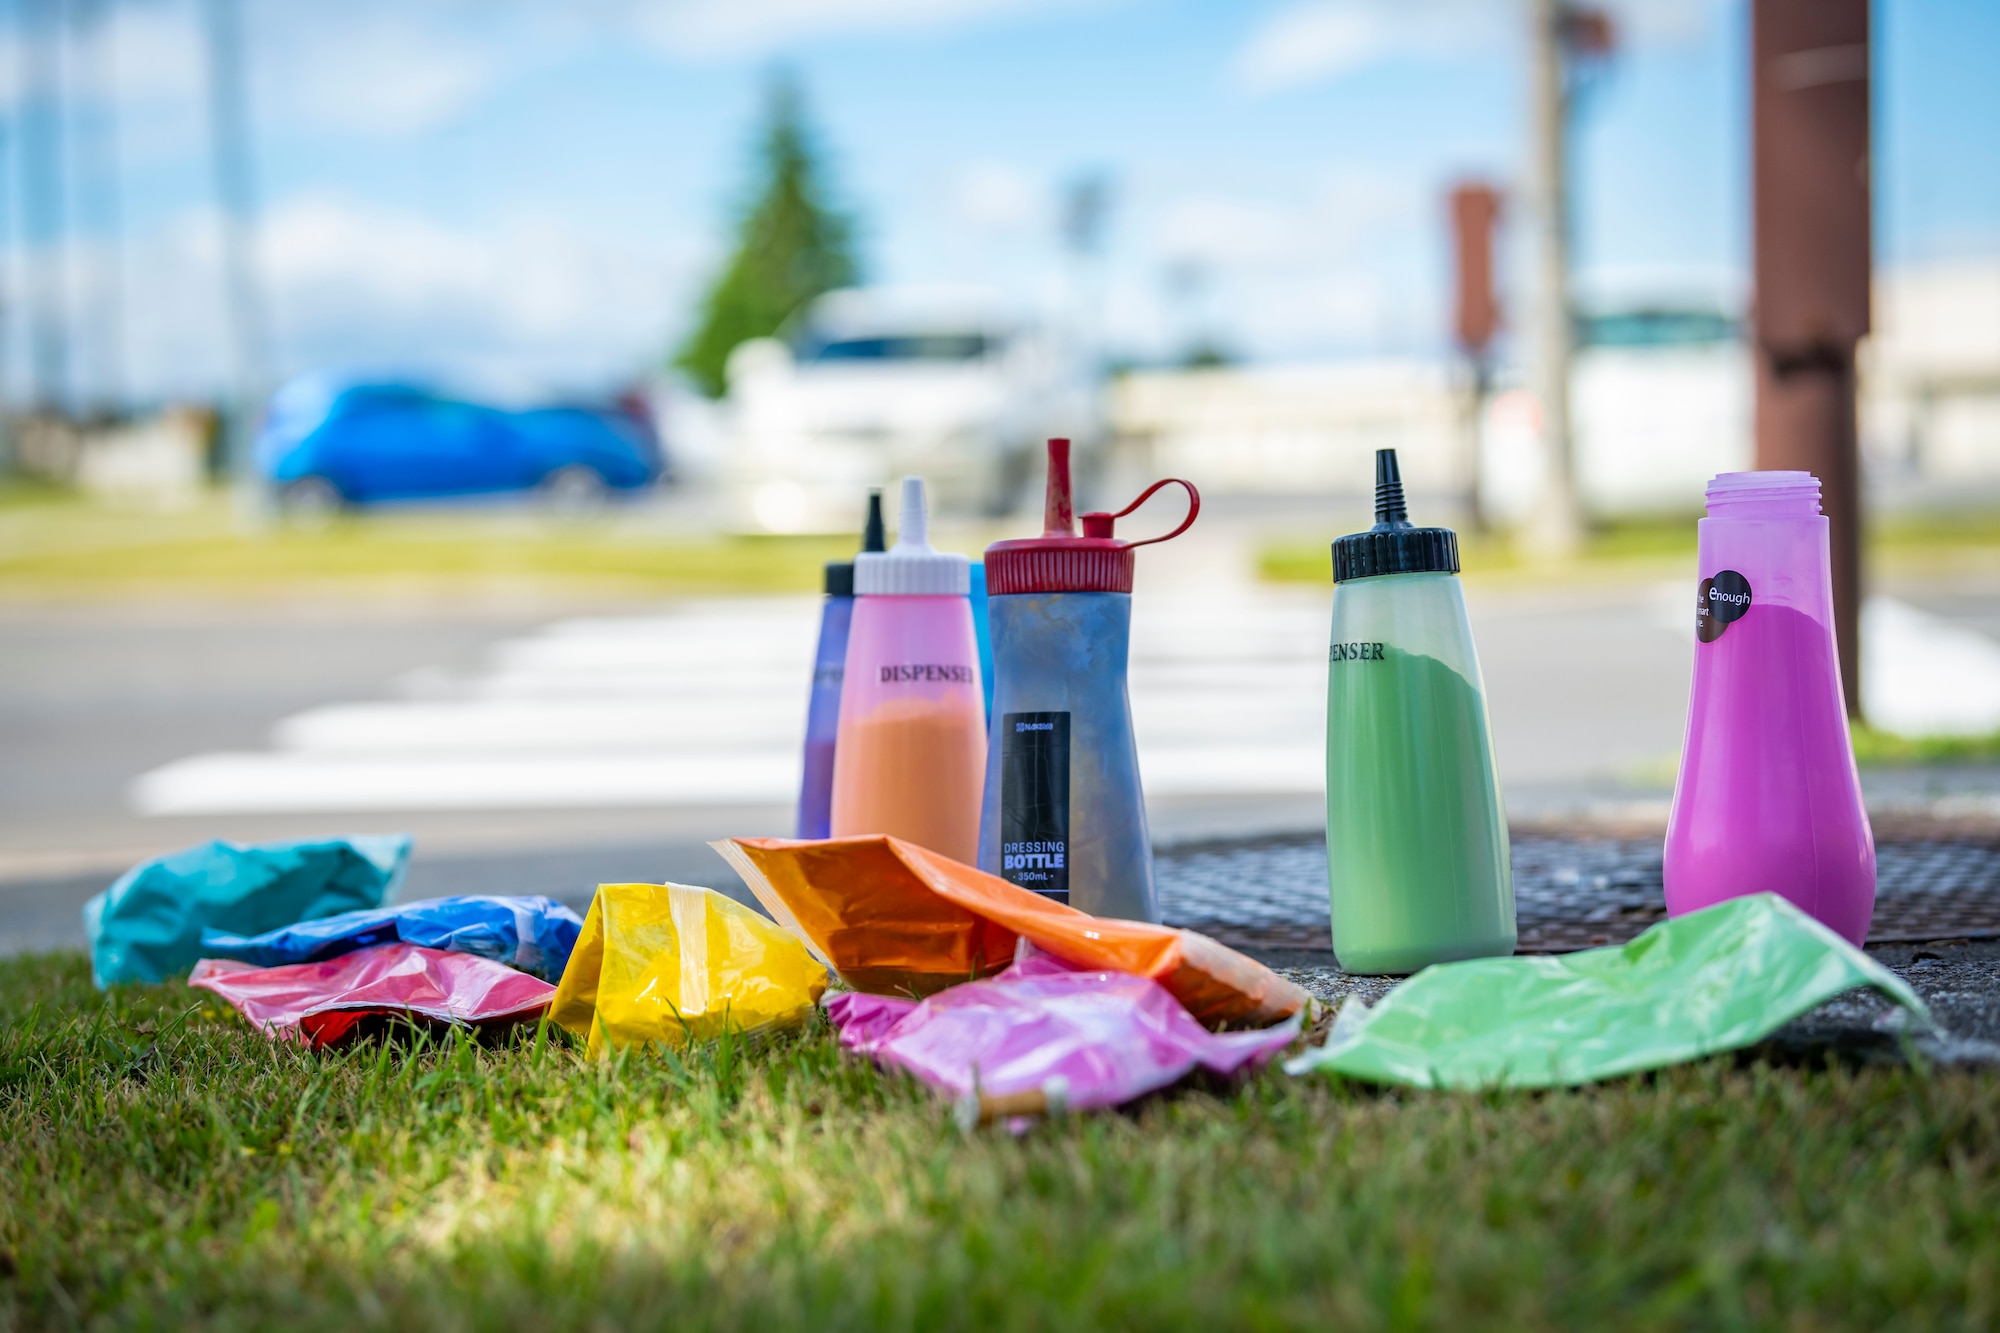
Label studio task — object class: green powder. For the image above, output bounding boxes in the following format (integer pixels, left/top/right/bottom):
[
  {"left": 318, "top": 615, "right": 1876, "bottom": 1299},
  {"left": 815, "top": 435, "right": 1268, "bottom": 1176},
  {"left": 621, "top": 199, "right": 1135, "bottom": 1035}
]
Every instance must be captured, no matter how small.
[{"left": 1326, "top": 645, "right": 1515, "bottom": 974}]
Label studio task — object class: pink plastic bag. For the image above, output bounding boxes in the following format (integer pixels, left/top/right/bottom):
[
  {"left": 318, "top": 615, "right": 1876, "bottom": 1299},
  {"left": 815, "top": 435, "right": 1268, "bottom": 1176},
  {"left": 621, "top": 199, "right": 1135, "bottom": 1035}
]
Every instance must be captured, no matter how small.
[
  {"left": 190, "top": 941, "right": 555, "bottom": 1049},
  {"left": 826, "top": 952, "right": 1302, "bottom": 1126}
]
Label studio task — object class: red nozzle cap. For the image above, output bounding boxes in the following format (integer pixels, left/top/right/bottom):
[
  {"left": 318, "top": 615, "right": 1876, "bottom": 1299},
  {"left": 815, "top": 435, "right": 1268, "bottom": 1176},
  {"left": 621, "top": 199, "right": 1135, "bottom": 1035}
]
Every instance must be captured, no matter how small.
[{"left": 983, "top": 439, "right": 1200, "bottom": 594}]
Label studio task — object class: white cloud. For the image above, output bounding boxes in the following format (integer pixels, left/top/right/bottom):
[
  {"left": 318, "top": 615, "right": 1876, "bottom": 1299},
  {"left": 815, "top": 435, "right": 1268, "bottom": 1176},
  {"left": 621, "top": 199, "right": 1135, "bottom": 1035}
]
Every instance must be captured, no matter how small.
[
  {"left": 1232, "top": 0, "right": 1497, "bottom": 94},
  {"left": 1100, "top": 171, "right": 1438, "bottom": 360},
  {"left": 1157, "top": 174, "right": 1416, "bottom": 269},
  {"left": 276, "top": 15, "right": 497, "bottom": 137},
  {"left": 622, "top": 0, "right": 1074, "bottom": 58},
  {"left": 110, "top": 195, "right": 696, "bottom": 400},
  {"left": 952, "top": 162, "right": 1047, "bottom": 232},
  {"left": 1232, "top": 0, "right": 1718, "bottom": 95}
]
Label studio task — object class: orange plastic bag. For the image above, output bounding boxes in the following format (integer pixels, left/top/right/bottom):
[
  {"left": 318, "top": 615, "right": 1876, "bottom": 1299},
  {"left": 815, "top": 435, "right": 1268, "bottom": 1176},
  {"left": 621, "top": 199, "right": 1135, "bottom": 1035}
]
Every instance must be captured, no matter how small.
[{"left": 713, "top": 836, "right": 1307, "bottom": 1029}]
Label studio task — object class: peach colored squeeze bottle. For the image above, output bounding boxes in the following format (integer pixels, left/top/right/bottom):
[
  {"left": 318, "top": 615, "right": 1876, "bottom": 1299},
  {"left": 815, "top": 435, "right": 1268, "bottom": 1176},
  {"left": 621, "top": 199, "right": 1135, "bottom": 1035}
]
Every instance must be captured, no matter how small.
[{"left": 830, "top": 476, "right": 987, "bottom": 862}]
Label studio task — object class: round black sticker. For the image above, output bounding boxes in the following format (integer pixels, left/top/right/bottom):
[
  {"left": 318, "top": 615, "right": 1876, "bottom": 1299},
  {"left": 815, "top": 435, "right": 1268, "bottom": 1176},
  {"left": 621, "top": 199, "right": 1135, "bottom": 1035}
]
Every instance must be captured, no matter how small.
[{"left": 1695, "top": 570, "right": 1753, "bottom": 643}]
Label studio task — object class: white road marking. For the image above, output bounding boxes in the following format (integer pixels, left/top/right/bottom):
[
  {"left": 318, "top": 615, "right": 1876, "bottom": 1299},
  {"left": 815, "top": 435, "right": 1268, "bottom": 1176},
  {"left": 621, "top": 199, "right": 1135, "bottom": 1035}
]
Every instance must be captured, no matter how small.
[{"left": 131, "top": 591, "right": 1337, "bottom": 814}]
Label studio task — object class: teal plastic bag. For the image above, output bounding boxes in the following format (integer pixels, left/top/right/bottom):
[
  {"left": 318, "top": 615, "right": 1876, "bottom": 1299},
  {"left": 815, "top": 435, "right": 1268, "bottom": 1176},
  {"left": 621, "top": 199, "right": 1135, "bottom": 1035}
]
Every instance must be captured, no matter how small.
[
  {"left": 84, "top": 835, "right": 411, "bottom": 988},
  {"left": 1287, "top": 894, "right": 1929, "bottom": 1090}
]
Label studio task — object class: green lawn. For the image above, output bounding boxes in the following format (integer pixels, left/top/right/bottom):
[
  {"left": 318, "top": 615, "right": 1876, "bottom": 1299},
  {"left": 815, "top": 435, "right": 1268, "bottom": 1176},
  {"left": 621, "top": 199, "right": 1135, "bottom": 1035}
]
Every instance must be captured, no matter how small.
[
  {"left": 1259, "top": 512, "right": 2000, "bottom": 587},
  {"left": 3, "top": 950, "right": 1997, "bottom": 1330},
  {"left": 0, "top": 488, "right": 854, "bottom": 599}
]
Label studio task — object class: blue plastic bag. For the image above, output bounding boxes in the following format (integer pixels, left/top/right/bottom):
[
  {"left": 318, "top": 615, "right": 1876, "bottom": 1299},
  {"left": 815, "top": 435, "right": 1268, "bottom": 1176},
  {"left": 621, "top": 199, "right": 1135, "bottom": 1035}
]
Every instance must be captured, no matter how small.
[
  {"left": 84, "top": 835, "right": 411, "bottom": 988},
  {"left": 200, "top": 895, "right": 584, "bottom": 980}
]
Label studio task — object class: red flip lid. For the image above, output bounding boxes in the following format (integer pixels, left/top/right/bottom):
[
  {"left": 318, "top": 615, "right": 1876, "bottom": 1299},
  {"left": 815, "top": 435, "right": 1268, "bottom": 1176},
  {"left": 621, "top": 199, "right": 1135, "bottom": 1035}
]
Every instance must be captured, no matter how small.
[{"left": 983, "top": 438, "right": 1200, "bottom": 594}]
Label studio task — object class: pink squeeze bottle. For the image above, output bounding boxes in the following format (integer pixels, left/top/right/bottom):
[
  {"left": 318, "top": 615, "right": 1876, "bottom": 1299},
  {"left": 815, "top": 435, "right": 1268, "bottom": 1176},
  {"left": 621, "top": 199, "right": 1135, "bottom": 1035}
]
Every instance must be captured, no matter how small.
[
  {"left": 1663, "top": 471, "right": 1876, "bottom": 944},
  {"left": 829, "top": 476, "right": 987, "bottom": 863}
]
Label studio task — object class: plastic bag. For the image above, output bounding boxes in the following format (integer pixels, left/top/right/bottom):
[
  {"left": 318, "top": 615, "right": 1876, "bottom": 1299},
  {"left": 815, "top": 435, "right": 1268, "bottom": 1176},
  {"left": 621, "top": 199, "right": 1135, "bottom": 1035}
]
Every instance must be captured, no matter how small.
[
  {"left": 828, "top": 950, "right": 1301, "bottom": 1126},
  {"left": 548, "top": 882, "right": 829, "bottom": 1057},
  {"left": 86, "top": 835, "right": 411, "bottom": 988},
  {"left": 198, "top": 895, "right": 583, "bottom": 979},
  {"left": 1286, "top": 894, "right": 1931, "bottom": 1090},
  {"left": 189, "top": 942, "right": 554, "bottom": 1049},
  {"left": 716, "top": 836, "right": 1307, "bottom": 1029}
]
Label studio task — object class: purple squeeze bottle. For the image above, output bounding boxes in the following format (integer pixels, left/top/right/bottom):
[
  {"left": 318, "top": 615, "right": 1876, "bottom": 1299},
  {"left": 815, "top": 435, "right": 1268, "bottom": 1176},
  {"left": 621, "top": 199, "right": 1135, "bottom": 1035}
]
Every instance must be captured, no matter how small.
[{"left": 1663, "top": 471, "right": 1876, "bottom": 944}]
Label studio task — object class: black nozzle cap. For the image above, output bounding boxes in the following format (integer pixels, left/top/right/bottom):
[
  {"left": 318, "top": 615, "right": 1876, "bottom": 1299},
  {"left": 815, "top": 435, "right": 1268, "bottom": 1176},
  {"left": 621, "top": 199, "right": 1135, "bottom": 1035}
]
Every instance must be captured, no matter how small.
[
  {"left": 1332, "top": 448, "right": 1460, "bottom": 582},
  {"left": 1374, "top": 448, "right": 1411, "bottom": 528},
  {"left": 824, "top": 561, "right": 854, "bottom": 596},
  {"left": 862, "top": 490, "right": 886, "bottom": 553}
]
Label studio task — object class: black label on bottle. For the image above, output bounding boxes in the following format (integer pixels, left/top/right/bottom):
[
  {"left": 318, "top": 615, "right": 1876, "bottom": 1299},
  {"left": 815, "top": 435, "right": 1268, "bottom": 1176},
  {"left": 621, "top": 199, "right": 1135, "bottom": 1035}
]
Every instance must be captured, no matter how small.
[
  {"left": 1000, "top": 711, "right": 1069, "bottom": 904},
  {"left": 1696, "top": 570, "right": 1753, "bottom": 643}
]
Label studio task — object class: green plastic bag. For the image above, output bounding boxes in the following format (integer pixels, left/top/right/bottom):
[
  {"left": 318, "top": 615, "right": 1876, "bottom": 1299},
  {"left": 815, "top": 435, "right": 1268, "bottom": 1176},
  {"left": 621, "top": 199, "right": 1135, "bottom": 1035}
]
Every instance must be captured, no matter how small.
[
  {"left": 84, "top": 835, "right": 411, "bottom": 988},
  {"left": 1286, "top": 894, "right": 1929, "bottom": 1090}
]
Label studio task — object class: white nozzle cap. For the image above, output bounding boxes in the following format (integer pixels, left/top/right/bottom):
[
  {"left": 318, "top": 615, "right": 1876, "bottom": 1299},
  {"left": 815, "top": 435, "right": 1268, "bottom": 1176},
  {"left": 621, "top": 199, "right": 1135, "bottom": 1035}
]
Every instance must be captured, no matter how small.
[{"left": 854, "top": 476, "right": 970, "bottom": 595}]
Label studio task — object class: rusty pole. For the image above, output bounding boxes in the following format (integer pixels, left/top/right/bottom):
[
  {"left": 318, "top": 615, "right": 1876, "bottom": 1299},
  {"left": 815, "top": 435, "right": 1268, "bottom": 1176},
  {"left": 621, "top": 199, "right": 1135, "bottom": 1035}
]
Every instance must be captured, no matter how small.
[
  {"left": 1450, "top": 182, "right": 1502, "bottom": 531},
  {"left": 1751, "top": 0, "right": 1871, "bottom": 718}
]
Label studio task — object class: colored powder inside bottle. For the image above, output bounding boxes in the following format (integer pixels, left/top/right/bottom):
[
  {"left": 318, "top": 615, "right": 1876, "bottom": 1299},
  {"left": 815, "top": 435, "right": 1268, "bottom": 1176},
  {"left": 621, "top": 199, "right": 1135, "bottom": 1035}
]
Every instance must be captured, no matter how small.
[
  {"left": 1325, "top": 645, "right": 1513, "bottom": 974},
  {"left": 1666, "top": 602, "right": 1874, "bottom": 943},
  {"left": 831, "top": 694, "right": 987, "bottom": 864}
]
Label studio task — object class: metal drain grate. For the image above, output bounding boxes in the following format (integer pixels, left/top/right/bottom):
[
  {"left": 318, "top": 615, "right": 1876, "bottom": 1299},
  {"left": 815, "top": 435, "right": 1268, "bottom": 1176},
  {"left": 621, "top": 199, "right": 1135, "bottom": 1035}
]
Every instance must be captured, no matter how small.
[{"left": 1157, "top": 835, "right": 2000, "bottom": 955}]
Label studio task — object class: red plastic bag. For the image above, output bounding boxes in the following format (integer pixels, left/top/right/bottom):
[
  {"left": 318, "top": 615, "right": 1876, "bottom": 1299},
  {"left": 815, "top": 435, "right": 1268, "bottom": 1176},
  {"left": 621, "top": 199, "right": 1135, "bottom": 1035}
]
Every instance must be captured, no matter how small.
[{"left": 190, "top": 942, "right": 555, "bottom": 1049}]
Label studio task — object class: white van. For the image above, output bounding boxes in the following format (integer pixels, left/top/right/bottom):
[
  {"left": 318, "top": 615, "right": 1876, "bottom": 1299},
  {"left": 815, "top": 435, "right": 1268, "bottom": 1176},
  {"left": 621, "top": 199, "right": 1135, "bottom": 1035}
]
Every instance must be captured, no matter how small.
[{"left": 718, "top": 287, "right": 1100, "bottom": 533}]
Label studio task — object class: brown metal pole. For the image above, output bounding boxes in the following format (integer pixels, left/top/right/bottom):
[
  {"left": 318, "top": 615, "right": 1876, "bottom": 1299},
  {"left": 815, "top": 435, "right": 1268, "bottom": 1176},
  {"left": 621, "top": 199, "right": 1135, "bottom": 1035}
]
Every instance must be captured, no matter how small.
[{"left": 1751, "top": 0, "right": 1870, "bottom": 718}]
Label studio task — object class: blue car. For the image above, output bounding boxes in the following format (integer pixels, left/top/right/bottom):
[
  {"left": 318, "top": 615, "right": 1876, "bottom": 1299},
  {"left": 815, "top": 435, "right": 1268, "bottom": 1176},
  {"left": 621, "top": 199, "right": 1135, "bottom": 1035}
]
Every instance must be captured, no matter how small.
[{"left": 256, "top": 376, "right": 662, "bottom": 512}]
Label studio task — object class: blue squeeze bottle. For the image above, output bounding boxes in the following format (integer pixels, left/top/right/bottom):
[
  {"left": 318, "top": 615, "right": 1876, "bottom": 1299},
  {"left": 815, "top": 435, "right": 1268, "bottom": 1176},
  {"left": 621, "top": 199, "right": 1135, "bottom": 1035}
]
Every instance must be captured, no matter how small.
[
  {"left": 796, "top": 490, "right": 885, "bottom": 839},
  {"left": 976, "top": 438, "right": 1199, "bottom": 920},
  {"left": 969, "top": 561, "right": 994, "bottom": 725}
]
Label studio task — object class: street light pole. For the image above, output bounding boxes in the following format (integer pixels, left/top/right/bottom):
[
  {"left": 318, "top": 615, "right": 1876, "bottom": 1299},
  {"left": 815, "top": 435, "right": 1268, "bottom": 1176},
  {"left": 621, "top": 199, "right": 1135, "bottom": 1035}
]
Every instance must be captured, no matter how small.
[
  {"left": 1526, "top": 0, "right": 1581, "bottom": 556},
  {"left": 201, "top": 0, "right": 271, "bottom": 507},
  {"left": 20, "top": 0, "right": 68, "bottom": 417}
]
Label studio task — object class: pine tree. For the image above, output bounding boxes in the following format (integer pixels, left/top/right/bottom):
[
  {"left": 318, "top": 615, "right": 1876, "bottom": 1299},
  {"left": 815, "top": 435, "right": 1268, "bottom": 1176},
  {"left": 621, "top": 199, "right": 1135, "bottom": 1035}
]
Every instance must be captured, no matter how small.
[{"left": 674, "top": 74, "right": 861, "bottom": 397}]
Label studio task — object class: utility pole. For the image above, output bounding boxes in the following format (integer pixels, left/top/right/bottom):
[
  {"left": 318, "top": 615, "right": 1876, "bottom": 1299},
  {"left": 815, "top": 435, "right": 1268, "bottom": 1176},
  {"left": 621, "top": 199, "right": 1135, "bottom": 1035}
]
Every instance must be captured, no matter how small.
[
  {"left": 1752, "top": 0, "right": 1870, "bottom": 718},
  {"left": 1450, "top": 181, "right": 1502, "bottom": 531},
  {"left": 1525, "top": 1, "right": 1614, "bottom": 556},
  {"left": 72, "top": 0, "right": 126, "bottom": 418},
  {"left": 1526, "top": 0, "right": 1581, "bottom": 555},
  {"left": 20, "top": 0, "right": 68, "bottom": 416},
  {"left": 201, "top": 0, "right": 272, "bottom": 501},
  {"left": 0, "top": 122, "right": 12, "bottom": 471}
]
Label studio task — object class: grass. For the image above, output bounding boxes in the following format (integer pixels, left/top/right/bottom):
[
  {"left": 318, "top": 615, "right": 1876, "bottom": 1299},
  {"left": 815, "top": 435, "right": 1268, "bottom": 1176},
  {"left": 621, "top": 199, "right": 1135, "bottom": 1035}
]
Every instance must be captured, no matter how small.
[
  {"left": 0, "top": 488, "right": 853, "bottom": 599},
  {"left": 1259, "top": 511, "right": 2000, "bottom": 586},
  {"left": 4, "top": 951, "right": 1998, "bottom": 1330},
  {"left": 1852, "top": 723, "right": 2000, "bottom": 768}
]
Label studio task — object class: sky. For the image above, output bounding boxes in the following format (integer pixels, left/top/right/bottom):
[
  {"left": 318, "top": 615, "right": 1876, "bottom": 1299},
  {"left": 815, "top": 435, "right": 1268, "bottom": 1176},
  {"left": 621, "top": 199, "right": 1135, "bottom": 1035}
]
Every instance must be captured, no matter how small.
[{"left": 2, "top": 0, "right": 1997, "bottom": 407}]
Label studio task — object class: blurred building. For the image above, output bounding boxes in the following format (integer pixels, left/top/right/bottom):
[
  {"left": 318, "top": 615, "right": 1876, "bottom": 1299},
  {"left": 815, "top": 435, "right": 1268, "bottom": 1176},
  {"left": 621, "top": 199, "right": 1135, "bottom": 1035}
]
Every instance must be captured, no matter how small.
[
  {"left": 1864, "top": 258, "right": 2000, "bottom": 498},
  {"left": 1108, "top": 258, "right": 2000, "bottom": 521}
]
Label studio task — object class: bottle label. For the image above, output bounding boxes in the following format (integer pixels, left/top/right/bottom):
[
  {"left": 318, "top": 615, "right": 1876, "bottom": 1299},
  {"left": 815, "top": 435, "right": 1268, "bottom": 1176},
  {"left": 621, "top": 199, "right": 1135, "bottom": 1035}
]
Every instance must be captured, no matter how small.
[
  {"left": 1695, "top": 571, "right": 1753, "bottom": 643},
  {"left": 1000, "top": 711, "right": 1070, "bottom": 904}
]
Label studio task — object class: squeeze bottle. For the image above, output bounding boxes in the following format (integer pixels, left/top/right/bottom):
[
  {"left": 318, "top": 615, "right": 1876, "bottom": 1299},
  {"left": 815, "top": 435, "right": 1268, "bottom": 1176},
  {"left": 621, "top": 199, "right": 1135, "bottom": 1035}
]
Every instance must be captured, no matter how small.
[
  {"left": 969, "top": 561, "right": 994, "bottom": 724},
  {"left": 830, "top": 477, "right": 987, "bottom": 862},
  {"left": 977, "top": 438, "right": 1199, "bottom": 920},
  {"left": 796, "top": 490, "right": 885, "bottom": 839},
  {"left": 1325, "top": 448, "right": 1513, "bottom": 974},
  {"left": 1664, "top": 470, "right": 1875, "bottom": 944}
]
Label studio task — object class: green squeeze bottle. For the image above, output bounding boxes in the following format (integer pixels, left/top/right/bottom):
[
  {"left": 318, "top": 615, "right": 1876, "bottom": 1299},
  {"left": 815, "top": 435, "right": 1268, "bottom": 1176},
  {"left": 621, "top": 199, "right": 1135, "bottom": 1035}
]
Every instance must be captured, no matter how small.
[{"left": 1325, "top": 449, "right": 1514, "bottom": 974}]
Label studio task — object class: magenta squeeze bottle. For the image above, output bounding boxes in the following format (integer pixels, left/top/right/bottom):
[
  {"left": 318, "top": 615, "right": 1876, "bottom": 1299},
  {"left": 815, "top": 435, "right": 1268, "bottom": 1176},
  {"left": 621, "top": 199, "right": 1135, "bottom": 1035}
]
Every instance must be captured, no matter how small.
[
  {"left": 829, "top": 476, "right": 987, "bottom": 863},
  {"left": 1664, "top": 470, "right": 1876, "bottom": 944}
]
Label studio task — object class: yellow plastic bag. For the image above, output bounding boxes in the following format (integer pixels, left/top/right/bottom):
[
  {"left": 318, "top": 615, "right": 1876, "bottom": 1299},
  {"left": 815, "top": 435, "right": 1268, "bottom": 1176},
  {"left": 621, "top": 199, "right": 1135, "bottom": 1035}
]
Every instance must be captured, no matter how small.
[{"left": 549, "top": 882, "right": 828, "bottom": 1056}]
